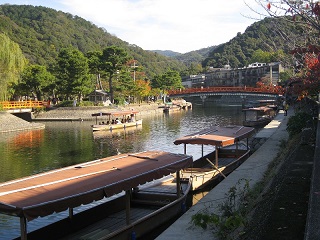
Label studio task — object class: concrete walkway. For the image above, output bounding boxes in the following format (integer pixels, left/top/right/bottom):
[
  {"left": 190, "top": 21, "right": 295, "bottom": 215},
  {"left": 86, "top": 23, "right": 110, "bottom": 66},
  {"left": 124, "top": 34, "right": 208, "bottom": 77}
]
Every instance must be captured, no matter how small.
[{"left": 157, "top": 109, "right": 293, "bottom": 239}]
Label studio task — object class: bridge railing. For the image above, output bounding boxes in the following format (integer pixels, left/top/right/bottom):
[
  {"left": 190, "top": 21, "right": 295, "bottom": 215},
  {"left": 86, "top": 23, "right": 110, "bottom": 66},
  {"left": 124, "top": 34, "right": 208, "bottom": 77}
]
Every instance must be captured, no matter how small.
[
  {"left": 168, "top": 86, "right": 284, "bottom": 95},
  {"left": 0, "top": 101, "right": 49, "bottom": 110}
]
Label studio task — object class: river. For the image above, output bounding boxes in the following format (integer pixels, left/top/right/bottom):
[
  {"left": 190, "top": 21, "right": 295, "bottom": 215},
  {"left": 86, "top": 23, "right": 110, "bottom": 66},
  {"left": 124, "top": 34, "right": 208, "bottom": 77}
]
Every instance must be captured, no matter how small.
[{"left": 0, "top": 103, "right": 244, "bottom": 239}]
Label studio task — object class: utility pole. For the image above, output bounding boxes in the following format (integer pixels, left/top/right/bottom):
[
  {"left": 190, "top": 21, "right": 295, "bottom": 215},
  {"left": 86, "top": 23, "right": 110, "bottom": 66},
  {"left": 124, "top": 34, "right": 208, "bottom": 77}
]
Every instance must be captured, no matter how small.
[{"left": 131, "top": 60, "right": 138, "bottom": 82}]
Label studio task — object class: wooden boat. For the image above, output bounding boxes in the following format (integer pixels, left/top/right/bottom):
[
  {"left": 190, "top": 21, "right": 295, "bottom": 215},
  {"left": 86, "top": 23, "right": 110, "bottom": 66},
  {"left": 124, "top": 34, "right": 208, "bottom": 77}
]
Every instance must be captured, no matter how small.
[
  {"left": 173, "top": 125, "right": 255, "bottom": 191},
  {"left": 163, "top": 104, "right": 181, "bottom": 113},
  {"left": 91, "top": 110, "right": 142, "bottom": 131},
  {"left": 0, "top": 150, "right": 192, "bottom": 240},
  {"left": 92, "top": 124, "right": 143, "bottom": 139},
  {"left": 242, "top": 106, "right": 275, "bottom": 127}
]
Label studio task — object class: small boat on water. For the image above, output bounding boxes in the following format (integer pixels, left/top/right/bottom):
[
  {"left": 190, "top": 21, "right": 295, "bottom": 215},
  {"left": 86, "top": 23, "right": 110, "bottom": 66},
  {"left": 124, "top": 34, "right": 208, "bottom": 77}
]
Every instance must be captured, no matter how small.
[
  {"left": 0, "top": 150, "right": 192, "bottom": 240},
  {"left": 92, "top": 124, "right": 143, "bottom": 139},
  {"left": 173, "top": 125, "right": 255, "bottom": 191},
  {"left": 163, "top": 99, "right": 192, "bottom": 113},
  {"left": 91, "top": 110, "right": 142, "bottom": 131},
  {"left": 242, "top": 106, "right": 275, "bottom": 127},
  {"left": 163, "top": 104, "right": 181, "bottom": 113}
]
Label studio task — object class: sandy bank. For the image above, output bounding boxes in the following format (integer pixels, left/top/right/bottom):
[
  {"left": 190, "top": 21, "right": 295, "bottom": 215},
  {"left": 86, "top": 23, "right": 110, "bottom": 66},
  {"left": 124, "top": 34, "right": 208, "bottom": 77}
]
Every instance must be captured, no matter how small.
[{"left": 0, "top": 112, "right": 45, "bottom": 133}]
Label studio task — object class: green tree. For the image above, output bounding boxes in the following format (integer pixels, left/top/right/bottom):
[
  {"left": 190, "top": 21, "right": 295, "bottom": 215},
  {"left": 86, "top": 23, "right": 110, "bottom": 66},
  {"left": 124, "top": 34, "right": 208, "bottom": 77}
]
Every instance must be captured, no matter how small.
[
  {"left": 100, "top": 46, "right": 131, "bottom": 103},
  {"left": 55, "top": 48, "right": 91, "bottom": 100},
  {"left": 86, "top": 51, "right": 104, "bottom": 90},
  {"left": 250, "top": 49, "right": 271, "bottom": 63},
  {"left": 152, "top": 70, "right": 183, "bottom": 90},
  {"left": 17, "top": 64, "right": 55, "bottom": 100},
  {"left": 135, "top": 79, "right": 151, "bottom": 103},
  {"left": 113, "top": 70, "right": 135, "bottom": 104},
  {"left": 0, "top": 33, "right": 27, "bottom": 100},
  {"left": 151, "top": 70, "right": 183, "bottom": 102}
]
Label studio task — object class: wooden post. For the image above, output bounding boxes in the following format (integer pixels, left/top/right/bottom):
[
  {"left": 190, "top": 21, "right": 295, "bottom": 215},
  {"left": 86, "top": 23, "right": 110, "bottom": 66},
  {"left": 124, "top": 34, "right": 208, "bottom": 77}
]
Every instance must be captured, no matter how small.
[
  {"left": 69, "top": 208, "right": 73, "bottom": 219},
  {"left": 20, "top": 216, "right": 27, "bottom": 240},
  {"left": 176, "top": 171, "right": 181, "bottom": 197},
  {"left": 125, "top": 190, "right": 131, "bottom": 225},
  {"left": 184, "top": 144, "right": 187, "bottom": 155},
  {"left": 201, "top": 145, "right": 204, "bottom": 157},
  {"left": 215, "top": 147, "right": 219, "bottom": 167}
]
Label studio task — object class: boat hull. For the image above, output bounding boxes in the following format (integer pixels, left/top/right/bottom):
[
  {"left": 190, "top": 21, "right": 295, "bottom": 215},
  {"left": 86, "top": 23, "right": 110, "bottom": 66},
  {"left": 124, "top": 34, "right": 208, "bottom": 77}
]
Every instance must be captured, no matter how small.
[
  {"left": 243, "top": 117, "right": 271, "bottom": 127},
  {"left": 181, "top": 144, "right": 250, "bottom": 191},
  {"left": 21, "top": 178, "right": 191, "bottom": 240},
  {"left": 92, "top": 119, "right": 143, "bottom": 131}
]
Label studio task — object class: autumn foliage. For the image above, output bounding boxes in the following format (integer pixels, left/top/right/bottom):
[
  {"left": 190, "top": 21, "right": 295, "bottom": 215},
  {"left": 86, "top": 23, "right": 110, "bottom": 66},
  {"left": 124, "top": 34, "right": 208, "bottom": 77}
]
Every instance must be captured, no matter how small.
[{"left": 288, "top": 45, "right": 320, "bottom": 99}]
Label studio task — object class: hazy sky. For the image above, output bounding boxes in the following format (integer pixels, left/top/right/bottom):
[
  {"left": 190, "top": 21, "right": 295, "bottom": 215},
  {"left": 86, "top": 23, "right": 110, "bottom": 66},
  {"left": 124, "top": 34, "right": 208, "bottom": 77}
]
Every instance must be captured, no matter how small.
[{"left": 0, "top": 0, "right": 265, "bottom": 53}]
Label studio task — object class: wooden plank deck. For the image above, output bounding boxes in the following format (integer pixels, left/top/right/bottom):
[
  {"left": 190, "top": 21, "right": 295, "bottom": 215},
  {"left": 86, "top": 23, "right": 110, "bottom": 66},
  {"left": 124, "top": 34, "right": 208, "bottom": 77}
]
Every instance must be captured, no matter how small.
[
  {"left": 60, "top": 180, "right": 188, "bottom": 240},
  {"left": 61, "top": 207, "right": 157, "bottom": 240}
]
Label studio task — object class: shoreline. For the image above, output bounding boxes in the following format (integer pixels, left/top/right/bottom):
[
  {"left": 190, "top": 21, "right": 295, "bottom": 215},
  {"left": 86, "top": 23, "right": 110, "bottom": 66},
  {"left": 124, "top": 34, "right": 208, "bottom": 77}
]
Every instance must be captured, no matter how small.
[{"left": 0, "top": 103, "right": 164, "bottom": 133}]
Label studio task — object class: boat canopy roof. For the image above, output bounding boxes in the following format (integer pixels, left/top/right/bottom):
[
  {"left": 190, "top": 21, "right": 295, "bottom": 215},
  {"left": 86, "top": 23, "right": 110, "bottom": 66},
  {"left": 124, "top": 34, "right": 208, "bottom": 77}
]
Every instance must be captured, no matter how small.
[
  {"left": 242, "top": 106, "right": 273, "bottom": 112},
  {"left": 174, "top": 125, "right": 255, "bottom": 147},
  {"left": 0, "top": 151, "right": 192, "bottom": 221},
  {"left": 91, "top": 110, "right": 139, "bottom": 117}
]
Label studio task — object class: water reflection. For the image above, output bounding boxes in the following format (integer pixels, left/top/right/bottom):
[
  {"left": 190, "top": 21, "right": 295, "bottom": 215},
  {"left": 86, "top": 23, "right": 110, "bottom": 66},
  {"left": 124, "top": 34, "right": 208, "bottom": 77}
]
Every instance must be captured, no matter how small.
[{"left": 0, "top": 104, "right": 243, "bottom": 239}]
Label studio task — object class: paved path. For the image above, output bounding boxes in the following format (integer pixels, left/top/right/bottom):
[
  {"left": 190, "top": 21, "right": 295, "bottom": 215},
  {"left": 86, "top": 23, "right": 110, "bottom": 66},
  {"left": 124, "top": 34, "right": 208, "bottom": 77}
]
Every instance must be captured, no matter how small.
[{"left": 157, "top": 109, "right": 293, "bottom": 239}]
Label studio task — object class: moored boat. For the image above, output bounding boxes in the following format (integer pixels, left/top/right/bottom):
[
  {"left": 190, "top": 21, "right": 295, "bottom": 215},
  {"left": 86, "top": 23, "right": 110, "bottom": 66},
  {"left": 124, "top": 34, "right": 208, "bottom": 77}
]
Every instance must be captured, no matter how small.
[
  {"left": 173, "top": 125, "right": 255, "bottom": 191},
  {"left": 242, "top": 106, "right": 275, "bottom": 127},
  {"left": 0, "top": 150, "right": 192, "bottom": 240},
  {"left": 91, "top": 110, "right": 142, "bottom": 131},
  {"left": 163, "top": 105, "right": 181, "bottom": 113}
]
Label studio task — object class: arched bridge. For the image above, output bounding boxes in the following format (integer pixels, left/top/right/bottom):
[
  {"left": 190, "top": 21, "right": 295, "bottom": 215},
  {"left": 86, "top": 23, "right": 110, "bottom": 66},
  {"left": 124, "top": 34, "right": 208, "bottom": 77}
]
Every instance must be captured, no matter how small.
[
  {"left": 0, "top": 101, "right": 49, "bottom": 113},
  {"left": 168, "top": 86, "right": 283, "bottom": 104}
]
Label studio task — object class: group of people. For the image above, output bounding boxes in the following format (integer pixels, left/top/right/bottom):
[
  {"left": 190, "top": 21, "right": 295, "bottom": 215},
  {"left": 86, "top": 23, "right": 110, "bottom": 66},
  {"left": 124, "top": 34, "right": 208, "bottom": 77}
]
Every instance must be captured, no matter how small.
[{"left": 99, "top": 114, "right": 135, "bottom": 125}]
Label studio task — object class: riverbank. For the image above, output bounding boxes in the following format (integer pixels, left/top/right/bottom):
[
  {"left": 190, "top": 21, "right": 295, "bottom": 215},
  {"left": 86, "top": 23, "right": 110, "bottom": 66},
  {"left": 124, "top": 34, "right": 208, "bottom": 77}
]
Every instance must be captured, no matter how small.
[
  {"left": 32, "top": 103, "right": 164, "bottom": 121},
  {"left": 0, "top": 112, "right": 45, "bottom": 133},
  {"left": 0, "top": 103, "right": 164, "bottom": 133},
  {"left": 157, "top": 106, "right": 319, "bottom": 240}
]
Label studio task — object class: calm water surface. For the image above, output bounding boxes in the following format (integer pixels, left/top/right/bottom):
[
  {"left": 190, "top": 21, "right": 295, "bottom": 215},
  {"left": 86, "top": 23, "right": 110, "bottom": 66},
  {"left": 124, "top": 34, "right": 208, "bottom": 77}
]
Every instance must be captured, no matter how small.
[{"left": 0, "top": 104, "right": 243, "bottom": 239}]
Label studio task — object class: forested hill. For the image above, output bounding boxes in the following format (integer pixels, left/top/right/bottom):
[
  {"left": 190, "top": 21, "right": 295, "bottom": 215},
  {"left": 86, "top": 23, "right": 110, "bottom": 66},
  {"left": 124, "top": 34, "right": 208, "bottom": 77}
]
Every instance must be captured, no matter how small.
[
  {"left": 0, "top": 4, "right": 187, "bottom": 78},
  {"left": 202, "top": 16, "right": 302, "bottom": 69}
]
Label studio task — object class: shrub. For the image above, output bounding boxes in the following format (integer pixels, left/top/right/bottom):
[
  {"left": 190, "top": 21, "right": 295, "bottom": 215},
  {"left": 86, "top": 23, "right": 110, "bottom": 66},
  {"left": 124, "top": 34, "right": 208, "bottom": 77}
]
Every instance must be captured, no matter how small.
[
  {"left": 286, "top": 112, "right": 313, "bottom": 137},
  {"left": 78, "top": 101, "right": 95, "bottom": 107}
]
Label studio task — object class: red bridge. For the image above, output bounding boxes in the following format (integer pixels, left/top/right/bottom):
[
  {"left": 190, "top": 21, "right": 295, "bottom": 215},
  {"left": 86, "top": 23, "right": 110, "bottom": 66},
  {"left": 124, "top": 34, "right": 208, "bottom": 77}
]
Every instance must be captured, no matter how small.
[{"left": 0, "top": 101, "right": 49, "bottom": 113}]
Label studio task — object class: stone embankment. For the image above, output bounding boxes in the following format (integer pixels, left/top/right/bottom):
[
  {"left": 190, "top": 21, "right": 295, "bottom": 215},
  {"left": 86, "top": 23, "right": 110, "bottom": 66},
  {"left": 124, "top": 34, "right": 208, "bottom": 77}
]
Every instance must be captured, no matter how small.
[
  {"left": 0, "top": 112, "right": 45, "bottom": 133},
  {"left": 0, "top": 103, "right": 164, "bottom": 133},
  {"left": 32, "top": 103, "right": 164, "bottom": 121}
]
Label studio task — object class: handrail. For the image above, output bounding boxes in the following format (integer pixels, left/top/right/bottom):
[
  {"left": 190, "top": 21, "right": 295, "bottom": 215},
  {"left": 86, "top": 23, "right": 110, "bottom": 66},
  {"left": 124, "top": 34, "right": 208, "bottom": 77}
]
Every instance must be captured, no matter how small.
[
  {"left": 168, "top": 86, "right": 284, "bottom": 95},
  {"left": 0, "top": 101, "right": 49, "bottom": 109}
]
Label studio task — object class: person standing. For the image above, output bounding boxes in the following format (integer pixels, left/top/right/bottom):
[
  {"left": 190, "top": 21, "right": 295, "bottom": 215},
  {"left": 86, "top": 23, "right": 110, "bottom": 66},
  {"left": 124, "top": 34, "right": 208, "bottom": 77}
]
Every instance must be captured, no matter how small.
[{"left": 284, "top": 102, "right": 289, "bottom": 116}]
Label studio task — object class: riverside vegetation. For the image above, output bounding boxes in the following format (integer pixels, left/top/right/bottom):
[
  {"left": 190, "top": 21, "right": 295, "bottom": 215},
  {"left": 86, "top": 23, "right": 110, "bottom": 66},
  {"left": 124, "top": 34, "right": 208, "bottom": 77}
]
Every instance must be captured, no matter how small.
[{"left": 191, "top": 103, "right": 317, "bottom": 240}]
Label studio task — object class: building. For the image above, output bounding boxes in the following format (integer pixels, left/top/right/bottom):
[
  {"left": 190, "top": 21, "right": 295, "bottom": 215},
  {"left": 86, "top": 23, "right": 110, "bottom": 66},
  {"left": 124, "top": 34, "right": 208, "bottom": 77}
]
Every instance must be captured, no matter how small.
[
  {"left": 88, "top": 90, "right": 111, "bottom": 106},
  {"left": 181, "top": 62, "right": 283, "bottom": 88}
]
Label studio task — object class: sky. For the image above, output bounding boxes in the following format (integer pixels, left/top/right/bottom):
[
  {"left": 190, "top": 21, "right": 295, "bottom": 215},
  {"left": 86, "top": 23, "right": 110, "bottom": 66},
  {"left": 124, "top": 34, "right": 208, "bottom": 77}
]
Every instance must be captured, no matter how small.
[{"left": 0, "top": 0, "right": 265, "bottom": 53}]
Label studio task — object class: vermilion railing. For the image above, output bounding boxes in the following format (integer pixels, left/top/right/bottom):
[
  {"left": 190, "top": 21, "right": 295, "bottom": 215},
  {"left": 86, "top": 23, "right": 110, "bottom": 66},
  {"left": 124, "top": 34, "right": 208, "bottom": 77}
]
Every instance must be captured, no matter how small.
[
  {"left": 0, "top": 101, "right": 49, "bottom": 109},
  {"left": 168, "top": 86, "right": 284, "bottom": 95}
]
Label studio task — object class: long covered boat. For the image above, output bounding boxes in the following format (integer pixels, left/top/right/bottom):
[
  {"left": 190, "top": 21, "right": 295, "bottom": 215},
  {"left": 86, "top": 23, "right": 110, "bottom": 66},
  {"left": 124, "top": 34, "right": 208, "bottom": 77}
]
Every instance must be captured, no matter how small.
[
  {"left": 173, "top": 125, "right": 255, "bottom": 191},
  {"left": 91, "top": 110, "right": 142, "bottom": 131},
  {"left": 0, "top": 150, "right": 192, "bottom": 240},
  {"left": 242, "top": 106, "right": 275, "bottom": 127}
]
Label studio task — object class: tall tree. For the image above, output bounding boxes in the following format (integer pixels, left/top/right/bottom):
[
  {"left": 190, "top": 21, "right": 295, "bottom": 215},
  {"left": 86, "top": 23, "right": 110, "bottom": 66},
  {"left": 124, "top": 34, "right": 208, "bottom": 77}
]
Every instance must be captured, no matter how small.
[
  {"left": 18, "top": 64, "right": 55, "bottom": 100},
  {"left": 0, "top": 34, "right": 27, "bottom": 100},
  {"left": 86, "top": 51, "right": 104, "bottom": 90},
  {"left": 135, "top": 79, "right": 151, "bottom": 103},
  {"left": 113, "top": 70, "right": 135, "bottom": 104},
  {"left": 55, "top": 48, "right": 91, "bottom": 100},
  {"left": 100, "top": 46, "right": 131, "bottom": 103},
  {"left": 151, "top": 70, "right": 183, "bottom": 102}
]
